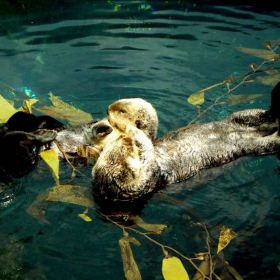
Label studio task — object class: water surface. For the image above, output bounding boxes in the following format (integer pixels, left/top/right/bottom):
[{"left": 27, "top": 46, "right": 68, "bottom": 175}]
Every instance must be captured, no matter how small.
[{"left": 0, "top": 1, "right": 280, "bottom": 279}]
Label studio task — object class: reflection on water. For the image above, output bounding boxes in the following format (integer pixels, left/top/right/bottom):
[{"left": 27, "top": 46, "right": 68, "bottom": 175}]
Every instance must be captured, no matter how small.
[{"left": 1, "top": 1, "right": 280, "bottom": 279}]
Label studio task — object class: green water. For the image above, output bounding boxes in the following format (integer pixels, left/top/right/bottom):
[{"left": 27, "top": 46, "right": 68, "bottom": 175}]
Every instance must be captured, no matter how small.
[{"left": 0, "top": 1, "right": 280, "bottom": 279}]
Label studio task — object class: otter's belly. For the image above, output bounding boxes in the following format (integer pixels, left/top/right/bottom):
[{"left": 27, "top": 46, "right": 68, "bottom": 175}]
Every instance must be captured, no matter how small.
[{"left": 155, "top": 120, "right": 272, "bottom": 184}]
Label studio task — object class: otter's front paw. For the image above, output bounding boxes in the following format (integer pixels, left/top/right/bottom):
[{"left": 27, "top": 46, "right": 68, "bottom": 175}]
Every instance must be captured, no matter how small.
[{"left": 125, "top": 124, "right": 138, "bottom": 136}]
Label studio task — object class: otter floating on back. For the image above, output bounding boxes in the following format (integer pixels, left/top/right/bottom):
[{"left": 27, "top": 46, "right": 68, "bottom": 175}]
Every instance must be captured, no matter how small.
[
  {"left": 92, "top": 83, "right": 280, "bottom": 201},
  {"left": 1, "top": 83, "right": 279, "bottom": 203}
]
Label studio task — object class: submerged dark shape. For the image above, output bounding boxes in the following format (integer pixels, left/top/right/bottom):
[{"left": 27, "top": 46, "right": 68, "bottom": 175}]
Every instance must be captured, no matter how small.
[
  {"left": 0, "top": 112, "right": 66, "bottom": 183},
  {"left": 0, "top": 109, "right": 124, "bottom": 187},
  {"left": 1, "top": 111, "right": 66, "bottom": 133},
  {"left": 0, "top": 108, "right": 123, "bottom": 187},
  {"left": 270, "top": 81, "right": 280, "bottom": 126},
  {"left": 92, "top": 82, "right": 280, "bottom": 202}
]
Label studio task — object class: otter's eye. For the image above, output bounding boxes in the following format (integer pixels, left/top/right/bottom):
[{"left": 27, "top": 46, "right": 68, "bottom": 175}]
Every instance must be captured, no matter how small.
[
  {"left": 120, "top": 109, "right": 127, "bottom": 114},
  {"left": 135, "top": 120, "right": 142, "bottom": 129}
]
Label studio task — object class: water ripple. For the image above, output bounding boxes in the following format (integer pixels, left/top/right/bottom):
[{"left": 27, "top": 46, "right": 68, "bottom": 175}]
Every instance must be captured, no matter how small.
[{"left": 1, "top": 2, "right": 280, "bottom": 279}]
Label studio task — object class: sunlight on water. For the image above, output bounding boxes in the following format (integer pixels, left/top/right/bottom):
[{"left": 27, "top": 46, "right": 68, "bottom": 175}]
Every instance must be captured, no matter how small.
[{"left": 1, "top": 1, "right": 280, "bottom": 279}]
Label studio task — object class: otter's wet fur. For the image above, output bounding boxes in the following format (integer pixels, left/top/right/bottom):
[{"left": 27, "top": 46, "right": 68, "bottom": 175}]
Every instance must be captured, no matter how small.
[
  {"left": 92, "top": 127, "right": 161, "bottom": 200},
  {"left": 52, "top": 119, "right": 120, "bottom": 157},
  {"left": 108, "top": 98, "right": 158, "bottom": 141},
  {"left": 92, "top": 83, "right": 280, "bottom": 201}
]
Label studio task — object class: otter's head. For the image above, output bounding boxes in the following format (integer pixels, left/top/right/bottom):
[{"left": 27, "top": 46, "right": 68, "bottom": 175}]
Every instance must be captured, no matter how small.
[
  {"left": 107, "top": 98, "right": 158, "bottom": 141},
  {"left": 92, "top": 125, "right": 160, "bottom": 201},
  {"left": 55, "top": 119, "right": 120, "bottom": 158},
  {"left": 76, "top": 119, "right": 122, "bottom": 163},
  {"left": 88, "top": 119, "right": 121, "bottom": 152}
]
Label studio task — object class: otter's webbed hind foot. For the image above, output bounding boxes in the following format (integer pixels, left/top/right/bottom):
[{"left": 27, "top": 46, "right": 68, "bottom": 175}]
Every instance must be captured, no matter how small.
[
  {"left": 229, "top": 110, "right": 275, "bottom": 127},
  {"left": 269, "top": 81, "right": 280, "bottom": 135},
  {"left": 229, "top": 82, "right": 280, "bottom": 136},
  {"left": 228, "top": 109, "right": 278, "bottom": 136},
  {"left": 239, "top": 132, "right": 280, "bottom": 157},
  {"left": 269, "top": 81, "right": 280, "bottom": 119}
]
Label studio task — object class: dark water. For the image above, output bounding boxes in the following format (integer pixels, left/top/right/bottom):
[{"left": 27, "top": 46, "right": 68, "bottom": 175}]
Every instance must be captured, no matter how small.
[{"left": 0, "top": 1, "right": 280, "bottom": 279}]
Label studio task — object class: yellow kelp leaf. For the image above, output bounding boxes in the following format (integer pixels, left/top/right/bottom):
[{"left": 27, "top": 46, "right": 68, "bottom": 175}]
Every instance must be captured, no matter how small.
[
  {"left": 193, "top": 81, "right": 225, "bottom": 94},
  {"left": 78, "top": 208, "right": 92, "bottom": 222},
  {"left": 36, "top": 106, "right": 71, "bottom": 122},
  {"left": 119, "top": 236, "right": 142, "bottom": 280},
  {"left": 46, "top": 184, "right": 94, "bottom": 208},
  {"left": 265, "top": 67, "right": 279, "bottom": 75},
  {"left": 255, "top": 74, "right": 280, "bottom": 86},
  {"left": 236, "top": 46, "right": 279, "bottom": 61},
  {"left": 192, "top": 259, "right": 210, "bottom": 280},
  {"left": 127, "top": 236, "right": 141, "bottom": 246},
  {"left": 162, "top": 256, "right": 190, "bottom": 280},
  {"left": 225, "top": 94, "right": 265, "bottom": 105},
  {"left": 132, "top": 216, "right": 167, "bottom": 234},
  {"left": 26, "top": 190, "right": 50, "bottom": 224},
  {"left": 187, "top": 81, "right": 225, "bottom": 108},
  {"left": 18, "top": 98, "right": 39, "bottom": 113},
  {"left": 36, "top": 106, "right": 93, "bottom": 125},
  {"left": 78, "top": 213, "right": 92, "bottom": 222},
  {"left": 217, "top": 225, "right": 237, "bottom": 254},
  {"left": 225, "top": 263, "right": 243, "bottom": 280},
  {"left": 49, "top": 92, "right": 74, "bottom": 108},
  {"left": 49, "top": 92, "right": 93, "bottom": 124},
  {"left": 0, "top": 94, "right": 17, "bottom": 123},
  {"left": 40, "top": 149, "right": 59, "bottom": 185},
  {"left": 24, "top": 99, "right": 32, "bottom": 113},
  {"left": 187, "top": 91, "right": 205, "bottom": 107}
]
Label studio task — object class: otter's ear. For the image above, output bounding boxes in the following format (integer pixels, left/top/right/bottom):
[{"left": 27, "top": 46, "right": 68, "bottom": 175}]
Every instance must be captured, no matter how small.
[{"left": 96, "top": 125, "right": 113, "bottom": 138}]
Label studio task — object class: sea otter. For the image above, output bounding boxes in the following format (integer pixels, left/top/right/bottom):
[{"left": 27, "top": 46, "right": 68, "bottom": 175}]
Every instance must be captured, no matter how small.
[
  {"left": 92, "top": 83, "right": 280, "bottom": 201},
  {"left": 0, "top": 112, "right": 66, "bottom": 183}
]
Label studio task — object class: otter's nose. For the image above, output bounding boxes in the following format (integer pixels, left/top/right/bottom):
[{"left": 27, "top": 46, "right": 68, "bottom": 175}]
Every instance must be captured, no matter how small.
[{"left": 105, "top": 126, "right": 113, "bottom": 135}]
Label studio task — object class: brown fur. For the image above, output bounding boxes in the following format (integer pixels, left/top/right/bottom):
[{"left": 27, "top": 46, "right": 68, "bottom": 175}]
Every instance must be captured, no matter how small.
[
  {"left": 52, "top": 119, "right": 121, "bottom": 157},
  {"left": 108, "top": 98, "right": 158, "bottom": 141},
  {"left": 92, "top": 125, "right": 161, "bottom": 201},
  {"left": 92, "top": 100, "right": 280, "bottom": 201}
]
